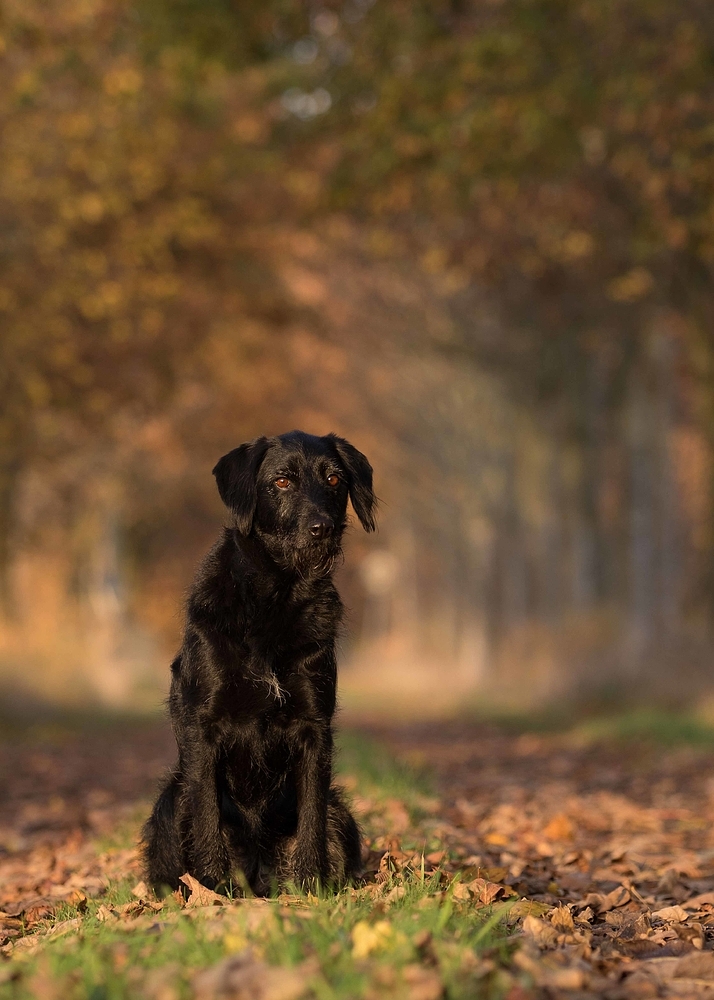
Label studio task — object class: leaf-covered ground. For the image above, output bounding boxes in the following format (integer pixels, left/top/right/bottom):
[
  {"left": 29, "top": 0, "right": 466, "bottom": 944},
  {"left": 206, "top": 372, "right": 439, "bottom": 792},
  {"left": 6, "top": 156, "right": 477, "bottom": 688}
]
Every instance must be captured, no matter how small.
[{"left": 3, "top": 711, "right": 714, "bottom": 998}]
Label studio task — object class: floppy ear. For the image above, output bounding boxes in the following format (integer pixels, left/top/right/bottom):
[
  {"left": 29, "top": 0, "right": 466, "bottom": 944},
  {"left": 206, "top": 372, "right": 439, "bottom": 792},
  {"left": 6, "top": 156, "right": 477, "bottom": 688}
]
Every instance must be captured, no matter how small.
[
  {"left": 326, "top": 434, "right": 377, "bottom": 532},
  {"left": 212, "top": 436, "right": 271, "bottom": 534}
]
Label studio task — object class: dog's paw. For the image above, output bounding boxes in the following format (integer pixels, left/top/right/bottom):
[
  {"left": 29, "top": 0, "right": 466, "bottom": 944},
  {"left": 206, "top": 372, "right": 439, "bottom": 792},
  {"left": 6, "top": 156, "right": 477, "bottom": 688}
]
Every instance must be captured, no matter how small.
[{"left": 277, "top": 839, "right": 325, "bottom": 891}]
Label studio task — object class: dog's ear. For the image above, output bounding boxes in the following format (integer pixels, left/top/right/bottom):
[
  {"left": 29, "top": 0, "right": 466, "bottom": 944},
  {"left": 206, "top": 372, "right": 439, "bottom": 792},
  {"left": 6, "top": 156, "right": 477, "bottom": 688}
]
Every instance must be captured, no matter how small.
[
  {"left": 212, "top": 437, "right": 271, "bottom": 534},
  {"left": 327, "top": 434, "right": 376, "bottom": 532}
]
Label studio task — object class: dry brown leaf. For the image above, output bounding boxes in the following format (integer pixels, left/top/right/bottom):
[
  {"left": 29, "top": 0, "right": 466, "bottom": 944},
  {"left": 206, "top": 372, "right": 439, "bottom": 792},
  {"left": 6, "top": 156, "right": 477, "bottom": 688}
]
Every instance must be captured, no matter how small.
[
  {"left": 179, "top": 874, "right": 226, "bottom": 909},
  {"left": 402, "top": 964, "right": 444, "bottom": 1000},
  {"left": 115, "top": 900, "right": 144, "bottom": 919},
  {"left": 466, "top": 878, "right": 505, "bottom": 905},
  {"left": 651, "top": 904, "right": 689, "bottom": 923},
  {"left": 683, "top": 892, "right": 714, "bottom": 910},
  {"left": 131, "top": 880, "right": 149, "bottom": 899},
  {"left": 606, "top": 886, "right": 631, "bottom": 909},
  {"left": 47, "top": 917, "right": 82, "bottom": 939},
  {"left": 514, "top": 948, "right": 588, "bottom": 989},
  {"left": 480, "top": 867, "right": 509, "bottom": 883},
  {"left": 379, "top": 850, "right": 409, "bottom": 877},
  {"left": 509, "top": 899, "right": 552, "bottom": 921},
  {"left": 672, "top": 951, "right": 714, "bottom": 979},
  {"left": 549, "top": 906, "right": 575, "bottom": 932},
  {"left": 522, "top": 915, "right": 559, "bottom": 948},
  {"left": 575, "top": 906, "right": 594, "bottom": 925},
  {"left": 95, "top": 905, "right": 118, "bottom": 923},
  {"left": 4, "top": 936, "right": 40, "bottom": 956},
  {"left": 543, "top": 815, "right": 575, "bottom": 842},
  {"left": 542, "top": 967, "right": 587, "bottom": 990},
  {"left": 383, "top": 800, "right": 411, "bottom": 834},
  {"left": 3, "top": 896, "right": 54, "bottom": 919},
  {"left": 193, "top": 949, "right": 315, "bottom": 1000}
]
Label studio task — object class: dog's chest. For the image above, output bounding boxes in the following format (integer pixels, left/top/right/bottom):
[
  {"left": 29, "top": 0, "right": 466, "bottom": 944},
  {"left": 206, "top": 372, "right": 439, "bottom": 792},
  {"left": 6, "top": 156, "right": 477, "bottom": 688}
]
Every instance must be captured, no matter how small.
[
  {"left": 213, "top": 590, "right": 339, "bottom": 720},
  {"left": 248, "top": 588, "right": 339, "bottom": 657}
]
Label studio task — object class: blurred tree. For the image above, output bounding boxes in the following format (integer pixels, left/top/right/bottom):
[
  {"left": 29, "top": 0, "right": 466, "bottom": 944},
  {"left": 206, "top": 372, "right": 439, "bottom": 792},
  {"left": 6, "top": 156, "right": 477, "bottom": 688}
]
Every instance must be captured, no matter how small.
[
  {"left": 179, "top": 0, "right": 714, "bottom": 633},
  {"left": 0, "top": 0, "right": 299, "bottom": 601},
  {"left": 132, "top": 0, "right": 714, "bottom": 465}
]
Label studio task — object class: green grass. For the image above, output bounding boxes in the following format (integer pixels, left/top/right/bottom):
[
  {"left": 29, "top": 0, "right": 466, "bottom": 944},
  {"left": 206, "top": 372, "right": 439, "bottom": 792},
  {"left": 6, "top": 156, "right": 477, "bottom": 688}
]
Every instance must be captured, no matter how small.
[
  {"left": 568, "top": 707, "right": 714, "bottom": 746},
  {"left": 336, "top": 731, "right": 434, "bottom": 808},
  {"left": 472, "top": 703, "right": 714, "bottom": 747},
  {"left": 3, "top": 878, "right": 514, "bottom": 999},
  {"left": 0, "top": 732, "right": 515, "bottom": 1000}
]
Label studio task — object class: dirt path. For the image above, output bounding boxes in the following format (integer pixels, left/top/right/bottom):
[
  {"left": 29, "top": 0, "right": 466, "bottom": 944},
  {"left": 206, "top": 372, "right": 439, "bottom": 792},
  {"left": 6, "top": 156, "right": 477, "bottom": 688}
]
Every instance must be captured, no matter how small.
[{"left": 3, "top": 716, "right": 714, "bottom": 996}]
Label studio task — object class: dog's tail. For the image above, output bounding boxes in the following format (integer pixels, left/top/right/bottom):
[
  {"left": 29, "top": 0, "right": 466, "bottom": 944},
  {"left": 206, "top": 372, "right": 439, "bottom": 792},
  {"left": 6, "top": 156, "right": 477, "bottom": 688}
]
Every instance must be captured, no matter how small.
[{"left": 141, "top": 772, "right": 184, "bottom": 895}]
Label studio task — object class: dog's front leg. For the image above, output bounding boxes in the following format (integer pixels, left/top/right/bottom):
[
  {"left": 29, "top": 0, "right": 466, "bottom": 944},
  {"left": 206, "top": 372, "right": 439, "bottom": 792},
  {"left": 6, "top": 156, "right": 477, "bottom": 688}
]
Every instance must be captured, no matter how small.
[
  {"left": 181, "top": 741, "right": 229, "bottom": 891},
  {"left": 289, "top": 724, "right": 332, "bottom": 889}
]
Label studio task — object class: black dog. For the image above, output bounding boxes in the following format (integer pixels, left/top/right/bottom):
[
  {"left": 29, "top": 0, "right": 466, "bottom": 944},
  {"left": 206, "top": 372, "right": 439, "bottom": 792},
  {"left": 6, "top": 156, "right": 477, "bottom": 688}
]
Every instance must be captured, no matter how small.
[{"left": 142, "top": 431, "right": 376, "bottom": 895}]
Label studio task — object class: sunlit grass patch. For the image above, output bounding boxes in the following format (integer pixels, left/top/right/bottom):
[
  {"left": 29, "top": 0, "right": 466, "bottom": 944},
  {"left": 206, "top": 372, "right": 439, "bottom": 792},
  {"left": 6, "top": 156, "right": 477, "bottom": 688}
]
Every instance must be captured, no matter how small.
[
  {"left": 336, "top": 730, "right": 432, "bottom": 804},
  {"left": 474, "top": 703, "right": 714, "bottom": 747},
  {"left": 568, "top": 706, "right": 714, "bottom": 746}
]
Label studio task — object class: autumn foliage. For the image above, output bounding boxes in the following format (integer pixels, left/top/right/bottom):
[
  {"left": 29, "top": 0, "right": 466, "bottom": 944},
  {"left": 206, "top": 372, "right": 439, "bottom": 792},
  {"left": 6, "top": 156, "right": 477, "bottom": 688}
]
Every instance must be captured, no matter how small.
[{"left": 2, "top": 0, "right": 714, "bottom": 706}]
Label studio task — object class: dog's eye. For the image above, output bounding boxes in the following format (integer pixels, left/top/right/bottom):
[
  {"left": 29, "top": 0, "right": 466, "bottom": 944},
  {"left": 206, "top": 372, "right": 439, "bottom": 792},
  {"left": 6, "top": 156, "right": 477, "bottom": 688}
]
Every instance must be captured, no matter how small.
[
  {"left": 274, "top": 477, "right": 290, "bottom": 490},
  {"left": 327, "top": 474, "right": 340, "bottom": 487}
]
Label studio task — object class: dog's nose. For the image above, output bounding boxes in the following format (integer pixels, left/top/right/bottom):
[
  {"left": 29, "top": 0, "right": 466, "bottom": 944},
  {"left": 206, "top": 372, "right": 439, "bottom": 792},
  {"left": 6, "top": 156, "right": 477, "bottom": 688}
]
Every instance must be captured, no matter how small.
[{"left": 309, "top": 518, "right": 334, "bottom": 539}]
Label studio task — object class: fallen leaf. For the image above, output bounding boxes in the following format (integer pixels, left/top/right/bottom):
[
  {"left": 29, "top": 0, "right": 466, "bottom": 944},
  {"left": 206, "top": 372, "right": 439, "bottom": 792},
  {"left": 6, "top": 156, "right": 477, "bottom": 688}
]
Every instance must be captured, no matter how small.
[
  {"left": 672, "top": 951, "right": 714, "bottom": 979},
  {"left": 604, "top": 886, "right": 631, "bottom": 910},
  {"left": 383, "top": 800, "right": 411, "bottom": 834},
  {"left": 480, "top": 867, "right": 509, "bottom": 883},
  {"left": 193, "top": 949, "right": 314, "bottom": 1000},
  {"left": 3, "top": 897, "right": 54, "bottom": 919},
  {"left": 652, "top": 905, "right": 688, "bottom": 923},
  {"left": 522, "top": 915, "right": 559, "bottom": 948},
  {"left": 47, "top": 917, "right": 82, "bottom": 939},
  {"left": 467, "top": 878, "right": 505, "bottom": 905},
  {"left": 514, "top": 948, "right": 588, "bottom": 989},
  {"left": 543, "top": 968, "right": 586, "bottom": 990},
  {"left": 549, "top": 906, "right": 575, "bottom": 932},
  {"left": 179, "top": 874, "right": 226, "bottom": 909},
  {"left": 543, "top": 815, "right": 575, "bottom": 842},
  {"left": 402, "top": 963, "right": 444, "bottom": 1000},
  {"left": 683, "top": 892, "right": 714, "bottom": 910},
  {"left": 581, "top": 886, "right": 630, "bottom": 913},
  {"left": 509, "top": 900, "right": 552, "bottom": 921}
]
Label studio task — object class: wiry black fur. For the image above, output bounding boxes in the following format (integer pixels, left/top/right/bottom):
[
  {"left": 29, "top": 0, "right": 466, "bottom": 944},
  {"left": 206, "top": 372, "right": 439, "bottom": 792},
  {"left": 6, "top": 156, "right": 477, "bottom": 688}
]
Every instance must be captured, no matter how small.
[{"left": 142, "top": 431, "right": 376, "bottom": 895}]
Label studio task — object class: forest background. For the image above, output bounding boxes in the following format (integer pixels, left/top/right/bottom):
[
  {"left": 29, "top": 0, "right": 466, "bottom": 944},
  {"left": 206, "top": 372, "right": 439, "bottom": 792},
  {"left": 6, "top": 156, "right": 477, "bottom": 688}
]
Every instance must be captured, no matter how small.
[{"left": 2, "top": 0, "right": 714, "bottom": 716}]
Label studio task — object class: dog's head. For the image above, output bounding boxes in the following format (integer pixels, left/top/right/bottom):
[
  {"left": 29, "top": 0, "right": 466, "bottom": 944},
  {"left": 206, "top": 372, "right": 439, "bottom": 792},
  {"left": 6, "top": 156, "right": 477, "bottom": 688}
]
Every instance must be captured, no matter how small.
[{"left": 213, "top": 431, "right": 376, "bottom": 575}]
